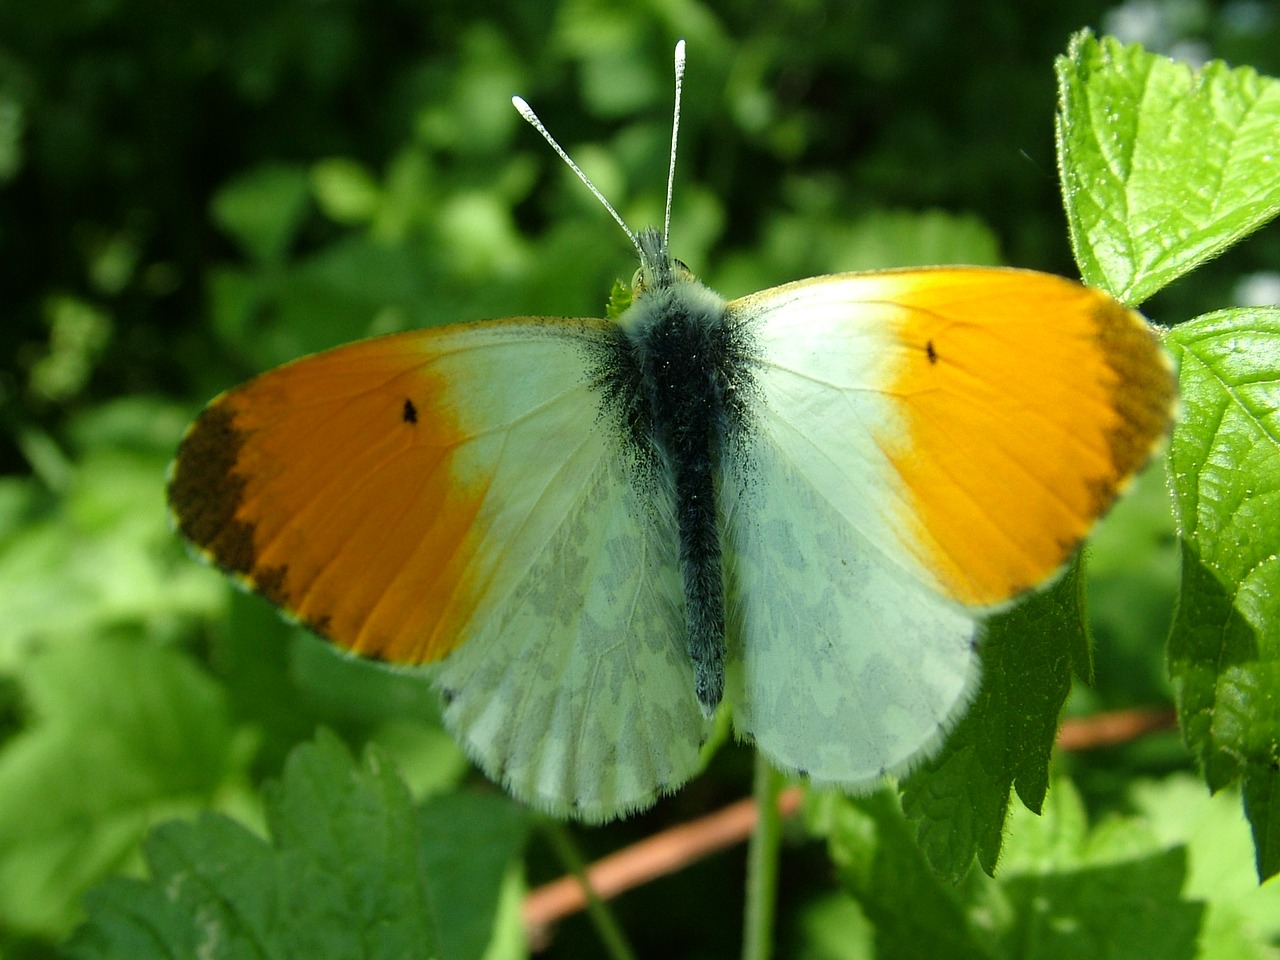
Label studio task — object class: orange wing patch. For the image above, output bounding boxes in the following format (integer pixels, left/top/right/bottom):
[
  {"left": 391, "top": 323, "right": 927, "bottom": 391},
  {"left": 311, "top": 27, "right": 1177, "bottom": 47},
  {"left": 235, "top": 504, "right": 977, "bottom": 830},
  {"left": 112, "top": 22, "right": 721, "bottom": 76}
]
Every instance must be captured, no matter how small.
[
  {"left": 168, "top": 331, "right": 484, "bottom": 663},
  {"left": 881, "top": 269, "right": 1176, "bottom": 606}
]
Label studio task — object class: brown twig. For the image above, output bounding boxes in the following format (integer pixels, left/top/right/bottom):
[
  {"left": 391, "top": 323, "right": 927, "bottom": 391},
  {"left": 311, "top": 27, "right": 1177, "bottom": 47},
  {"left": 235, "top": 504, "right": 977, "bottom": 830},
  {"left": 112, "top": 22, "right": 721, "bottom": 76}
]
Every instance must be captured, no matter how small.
[
  {"left": 522, "top": 706, "right": 1177, "bottom": 939},
  {"left": 523, "top": 787, "right": 803, "bottom": 945},
  {"left": 1056, "top": 705, "right": 1178, "bottom": 751}
]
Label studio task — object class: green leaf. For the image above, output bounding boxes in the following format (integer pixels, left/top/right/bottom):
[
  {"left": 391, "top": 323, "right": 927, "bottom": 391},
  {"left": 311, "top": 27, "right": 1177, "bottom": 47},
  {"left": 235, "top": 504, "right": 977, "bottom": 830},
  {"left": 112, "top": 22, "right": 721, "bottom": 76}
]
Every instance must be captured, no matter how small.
[
  {"left": 67, "top": 733, "right": 526, "bottom": 960},
  {"left": 1056, "top": 31, "right": 1280, "bottom": 304},
  {"left": 1166, "top": 308, "right": 1280, "bottom": 880},
  {"left": 207, "top": 265, "right": 269, "bottom": 346},
  {"left": 68, "top": 733, "right": 456, "bottom": 960},
  {"left": 902, "top": 562, "right": 1090, "bottom": 879},
  {"left": 1242, "top": 769, "right": 1280, "bottom": 886},
  {"left": 1131, "top": 775, "right": 1280, "bottom": 959},
  {"left": 245, "top": 237, "right": 450, "bottom": 368},
  {"left": 823, "top": 776, "right": 1280, "bottom": 960},
  {"left": 997, "top": 781, "right": 1205, "bottom": 960},
  {"left": 0, "top": 637, "right": 243, "bottom": 937},
  {"left": 418, "top": 793, "right": 530, "bottom": 960},
  {"left": 261, "top": 734, "right": 443, "bottom": 960},
  {"left": 1083, "top": 464, "right": 1180, "bottom": 701},
  {"left": 712, "top": 209, "right": 1000, "bottom": 299},
  {"left": 605, "top": 277, "right": 632, "bottom": 320},
  {"left": 211, "top": 163, "right": 313, "bottom": 264},
  {"left": 0, "top": 405, "right": 225, "bottom": 669},
  {"left": 818, "top": 209, "right": 1001, "bottom": 273},
  {"left": 789, "top": 894, "right": 874, "bottom": 960},
  {"left": 312, "top": 157, "right": 384, "bottom": 225},
  {"left": 816, "top": 791, "right": 988, "bottom": 960}
]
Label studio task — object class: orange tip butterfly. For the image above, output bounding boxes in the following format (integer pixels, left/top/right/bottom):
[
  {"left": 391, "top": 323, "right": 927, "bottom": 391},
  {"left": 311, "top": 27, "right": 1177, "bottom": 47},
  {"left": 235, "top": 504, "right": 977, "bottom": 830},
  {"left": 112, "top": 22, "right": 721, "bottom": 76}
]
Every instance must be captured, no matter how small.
[{"left": 168, "top": 41, "right": 1177, "bottom": 821}]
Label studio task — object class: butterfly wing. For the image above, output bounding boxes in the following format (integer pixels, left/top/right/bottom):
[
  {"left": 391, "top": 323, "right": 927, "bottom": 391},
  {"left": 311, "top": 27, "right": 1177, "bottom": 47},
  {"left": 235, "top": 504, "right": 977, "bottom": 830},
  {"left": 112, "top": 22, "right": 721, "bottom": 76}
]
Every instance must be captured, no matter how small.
[
  {"left": 722, "top": 434, "right": 982, "bottom": 785},
  {"left": 721, "top": 267, "right": 1175, "bottom": 783},
  {"left": 169, "top": 319, "right": 708, "bottom": 820}
]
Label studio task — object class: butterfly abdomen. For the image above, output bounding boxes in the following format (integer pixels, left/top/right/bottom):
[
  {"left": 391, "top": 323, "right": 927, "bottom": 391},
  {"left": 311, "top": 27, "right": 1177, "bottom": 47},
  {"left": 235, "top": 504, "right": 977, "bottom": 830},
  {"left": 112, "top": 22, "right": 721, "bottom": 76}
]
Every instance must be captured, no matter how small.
[{"left": 621, "top": 265, "right": 750, "bottom": 715}]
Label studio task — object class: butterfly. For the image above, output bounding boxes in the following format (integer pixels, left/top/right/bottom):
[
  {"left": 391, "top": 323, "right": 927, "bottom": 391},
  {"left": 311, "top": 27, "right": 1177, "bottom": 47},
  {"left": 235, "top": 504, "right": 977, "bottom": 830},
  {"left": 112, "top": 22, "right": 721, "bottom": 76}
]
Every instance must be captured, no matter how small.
[{"left": 168, "top": 42, "right": 1177, "bottom": 821}]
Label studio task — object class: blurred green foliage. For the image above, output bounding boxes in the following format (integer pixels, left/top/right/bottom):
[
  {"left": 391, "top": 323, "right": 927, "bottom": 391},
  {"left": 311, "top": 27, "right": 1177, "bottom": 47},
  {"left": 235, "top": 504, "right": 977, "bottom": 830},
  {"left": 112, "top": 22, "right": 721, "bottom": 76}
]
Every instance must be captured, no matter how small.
[{"left": 3, "top": 0, "right": 1280, "bottom": 957}]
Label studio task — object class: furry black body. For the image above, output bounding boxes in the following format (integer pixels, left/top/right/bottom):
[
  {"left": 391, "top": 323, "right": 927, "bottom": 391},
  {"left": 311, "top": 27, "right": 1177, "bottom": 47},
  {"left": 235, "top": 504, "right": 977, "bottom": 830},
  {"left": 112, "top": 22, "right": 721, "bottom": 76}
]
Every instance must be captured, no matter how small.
[{"left": 610, "top": 227, "right": 752, "bottom": 714}]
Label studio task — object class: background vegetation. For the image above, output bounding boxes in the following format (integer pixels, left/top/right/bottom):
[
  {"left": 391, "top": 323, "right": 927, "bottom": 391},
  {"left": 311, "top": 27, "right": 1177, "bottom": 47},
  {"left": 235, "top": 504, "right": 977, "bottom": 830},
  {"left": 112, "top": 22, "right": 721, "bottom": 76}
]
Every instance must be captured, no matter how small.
[{"left": 3, "top": 0, "right": 1280, "bottom": 958}]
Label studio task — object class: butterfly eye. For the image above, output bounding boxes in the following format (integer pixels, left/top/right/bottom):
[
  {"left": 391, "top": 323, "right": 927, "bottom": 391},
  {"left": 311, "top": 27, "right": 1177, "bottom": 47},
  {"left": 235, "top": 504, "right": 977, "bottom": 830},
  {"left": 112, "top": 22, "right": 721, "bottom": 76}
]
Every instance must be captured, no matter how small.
[{"left": 673, "top": 259, "right": 695, "bottom": 282}]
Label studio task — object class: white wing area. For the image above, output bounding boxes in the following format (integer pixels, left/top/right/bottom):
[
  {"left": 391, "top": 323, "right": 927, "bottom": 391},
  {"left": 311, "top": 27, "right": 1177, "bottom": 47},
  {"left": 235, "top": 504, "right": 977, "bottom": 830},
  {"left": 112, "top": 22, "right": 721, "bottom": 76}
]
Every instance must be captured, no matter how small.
[
  {"left": 723, "top": 440, "right": 980, "bottom": 784},
  {"left": 426, "top": 324, "right": 708, "bottom": 821},
  {"left": 725, "top": 276, "right": 940, "bottom": 594},
  {"left": 722, "top": 280, "right": 982, "bottom": 784}
]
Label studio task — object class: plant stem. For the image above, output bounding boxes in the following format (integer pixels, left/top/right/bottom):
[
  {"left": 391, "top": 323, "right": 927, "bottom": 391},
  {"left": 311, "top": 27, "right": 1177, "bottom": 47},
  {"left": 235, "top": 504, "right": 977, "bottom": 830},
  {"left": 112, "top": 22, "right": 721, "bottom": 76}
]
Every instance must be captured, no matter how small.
[
  {"left": 540, "top": 819, "right": 638, "bottom": 960},
  {"left": 742, "top": 754, "right": 784, "bottom": 960}
]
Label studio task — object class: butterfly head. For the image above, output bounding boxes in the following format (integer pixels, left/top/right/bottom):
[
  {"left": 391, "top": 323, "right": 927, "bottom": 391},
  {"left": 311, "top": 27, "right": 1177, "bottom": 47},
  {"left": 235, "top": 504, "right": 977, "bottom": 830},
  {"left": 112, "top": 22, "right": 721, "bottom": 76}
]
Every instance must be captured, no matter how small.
[{"left": 631, "top": 226, "right": 697, "bottom": 299}]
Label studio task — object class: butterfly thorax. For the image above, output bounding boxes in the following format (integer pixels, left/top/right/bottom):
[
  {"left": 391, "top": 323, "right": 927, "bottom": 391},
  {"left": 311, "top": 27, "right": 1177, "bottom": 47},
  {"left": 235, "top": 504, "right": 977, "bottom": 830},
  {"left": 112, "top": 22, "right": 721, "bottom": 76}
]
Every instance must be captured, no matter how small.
[{"left": 618, "top": 226, "right": 741, "bottom": 715}]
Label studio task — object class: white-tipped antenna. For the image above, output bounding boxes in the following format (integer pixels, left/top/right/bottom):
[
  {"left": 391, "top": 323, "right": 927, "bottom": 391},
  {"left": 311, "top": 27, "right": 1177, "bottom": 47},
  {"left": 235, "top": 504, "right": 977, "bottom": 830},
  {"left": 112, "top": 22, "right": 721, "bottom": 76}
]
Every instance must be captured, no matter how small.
[
  {"left": 665, "top": 39, "right": 686, "bottom": 246},
  {"left": 512, "top": 95, "right": 641, "bottom": 257}
]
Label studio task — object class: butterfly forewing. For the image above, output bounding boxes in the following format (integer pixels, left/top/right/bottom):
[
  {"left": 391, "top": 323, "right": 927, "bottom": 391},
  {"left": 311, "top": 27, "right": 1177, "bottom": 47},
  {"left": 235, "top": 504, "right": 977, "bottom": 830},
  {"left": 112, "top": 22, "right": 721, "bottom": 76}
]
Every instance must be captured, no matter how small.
[
  {"left": 168, "top": 318, "right": 708, "bottom": 819},
  {"left": 727, "top": 267, "right": 1176, "bottom": 609}
]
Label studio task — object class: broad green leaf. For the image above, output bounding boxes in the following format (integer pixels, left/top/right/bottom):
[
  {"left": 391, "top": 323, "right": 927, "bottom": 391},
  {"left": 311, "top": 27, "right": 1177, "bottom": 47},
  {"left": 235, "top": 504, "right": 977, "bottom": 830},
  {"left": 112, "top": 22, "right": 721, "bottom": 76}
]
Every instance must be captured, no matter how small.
[
  {"left": 262, "top": 733, "right": 442, "bottom": 960},
  {"left": 1056, "top": 31, "right": 1280, "bottom": 304},
  {"left": 312, "top": 157, "right": 383, "bottom": 225},
  {"left": 997, "top": 781, "right": 1204, "bottom": 960},
  {"left": 418, "top": 793, "right": 530, "bottom": 960},
  {"left": 207, "top": 265, "right": 269, "bottom": 346},
  {"left": 210, "top": 163, "right": 312, "bottom": 264},
  {"left": 0, "top": 637, "right": 244, "bottom": 937},
  {"left": 1131, "top": 775, "right": 1280, "bottom": 959},
  {"left": 1166, "top": 308, "right": 1280, "bottom": 880},
  {"left": 824, "top": 776, "right": 1279, "bottom": 960},
  {"left": 68, "top": 733, "right": 450, "bottom": 960},
  {"left": 243, "top": 236, "right": 450, "bottom": 368},
  {"left": 996, "top": 773, "right": 1094, "bottom": 873},
  {"left": 417, "top": 23, "right": 525, "bottom": 151},
  {"left": 28, "top": 294, "right": 110, "bottom": 403},
  {"left": 1243, "top": 770, "right": 1280, "bottom": 887},
  {"left": 819, "top": 209, "right": 1001, "bottom": 273},
  {"left": 712, "top": 208, "right": 1000, "bottom": 300},
  {"left": 1083, "top": 465, "right": 1180, "bottom": 707},
  {"left": 0, "top": 403, "right": 225, "bottom": 670},
  {"left": 815, "top": 791, "right": 988, "bottom": 960},
  {"left": 287, "top": 629, "right": 448, "bottom": 728},
  {"left": 902, "top": 562, "right": 1090, "bottom": 879},
  {"left": 789, "top": 894, "right": 874, "bottom": 960}
]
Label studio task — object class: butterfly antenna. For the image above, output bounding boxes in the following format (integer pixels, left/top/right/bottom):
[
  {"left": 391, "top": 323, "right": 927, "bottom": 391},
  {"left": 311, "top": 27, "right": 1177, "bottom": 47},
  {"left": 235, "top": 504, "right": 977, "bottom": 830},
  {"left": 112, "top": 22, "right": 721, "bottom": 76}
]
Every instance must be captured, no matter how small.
[
  {"left": 512, "top": 95, "right": 642, "bottom": 258},
  {"left": 664, "top": 39, "right": 686, "bottom": 247}
]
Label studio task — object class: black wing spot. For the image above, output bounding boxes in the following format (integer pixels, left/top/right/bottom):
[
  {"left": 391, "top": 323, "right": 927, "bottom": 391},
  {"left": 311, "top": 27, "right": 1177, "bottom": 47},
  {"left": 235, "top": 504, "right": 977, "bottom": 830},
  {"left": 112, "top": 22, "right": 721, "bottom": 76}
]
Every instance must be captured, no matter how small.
[
  {"left": 402, "top": 398, "right": 418, "bottom": 424},
  {"left": 926, "top": 340, "right": 938, "bottom": 364}
]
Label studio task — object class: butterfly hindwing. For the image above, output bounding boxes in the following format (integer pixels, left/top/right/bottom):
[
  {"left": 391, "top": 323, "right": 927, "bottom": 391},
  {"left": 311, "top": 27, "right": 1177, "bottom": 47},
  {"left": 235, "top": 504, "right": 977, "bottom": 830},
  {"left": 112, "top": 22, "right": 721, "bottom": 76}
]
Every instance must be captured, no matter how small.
[
  {"left": 433, "top": 441, "right": 708, "bottom": 819},
  {"left": 168, "top": 318, "right": 708, "bottom": 819},
  {"left": 723, "top": 433, "right": 981, "bottom": 784}
]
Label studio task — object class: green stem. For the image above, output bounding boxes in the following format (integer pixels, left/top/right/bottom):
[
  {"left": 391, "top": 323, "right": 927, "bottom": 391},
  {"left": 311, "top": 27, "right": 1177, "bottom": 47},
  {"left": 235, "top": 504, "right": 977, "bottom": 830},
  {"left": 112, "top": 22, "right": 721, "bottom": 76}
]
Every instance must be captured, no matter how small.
[
  {"left": 540, "top": 819, "right": 638, "bottom": 960},
  {"left": 742, "top": 754, "right": 784, "bottom": 960}
]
